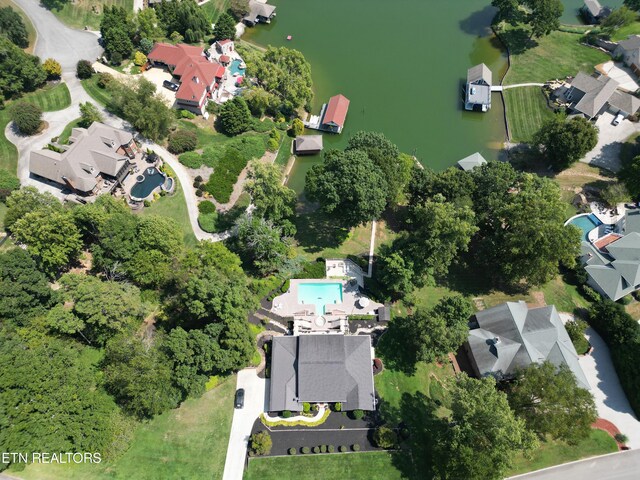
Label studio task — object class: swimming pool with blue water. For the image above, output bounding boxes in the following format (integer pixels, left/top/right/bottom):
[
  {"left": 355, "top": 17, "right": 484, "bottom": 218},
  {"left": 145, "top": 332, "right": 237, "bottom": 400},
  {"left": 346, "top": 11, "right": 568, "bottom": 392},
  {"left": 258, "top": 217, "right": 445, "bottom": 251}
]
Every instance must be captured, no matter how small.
[{"left": 297, "top": 282, "right": 343, "bottom": 315}]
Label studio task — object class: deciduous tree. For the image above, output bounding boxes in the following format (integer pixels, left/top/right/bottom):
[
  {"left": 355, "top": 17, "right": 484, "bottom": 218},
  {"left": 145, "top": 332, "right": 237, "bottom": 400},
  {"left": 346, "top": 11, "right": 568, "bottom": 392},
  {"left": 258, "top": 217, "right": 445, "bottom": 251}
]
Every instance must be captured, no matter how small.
[
  {"left": 43, "top": 58, "right": 62, "bottom": 79},
  {"left": 9, "top": 101, "right": 42, "bottom": 135},
  {"left": 244, "top": 161, "right": 296, "bottom": 229},
  {"left": 79, "top": 101, "right": 103, "bottom": 128},
  {"left": 213, "top": 12, "right": 236, "bottom": 41},
  {"left": 533, "top": 115, "right": 598, "bottom": 171},
  {"left": 217, "top": 96, "right": 251, "bottom": 136},
  {"left": 0, "top": 6, "right": 29, "bottom": 48},
  {"left": 4, "top": 187, "right": 61, "bottom": 231},
  {"left": 0, "top": 38, "right": 47, "bottom": 98},
  {"left": 508, "top": 362, "right": 597, "bottom": 444}
]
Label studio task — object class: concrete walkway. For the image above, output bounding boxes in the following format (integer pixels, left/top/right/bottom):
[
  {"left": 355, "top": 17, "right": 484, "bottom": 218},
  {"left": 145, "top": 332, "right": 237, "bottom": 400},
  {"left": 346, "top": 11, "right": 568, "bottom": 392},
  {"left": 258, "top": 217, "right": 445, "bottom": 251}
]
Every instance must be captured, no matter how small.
[
  {"left": 222, "top": 369, "right": 268, "bottom": 480},
  {"left": 263, "top": 406, "right": 328, "bottom": 424},
  {"left": 502, "top": 82, "right": 545, "bottom": 89},
  {"left": 579, "top": 326, "right": 640, "bottom": 449}
]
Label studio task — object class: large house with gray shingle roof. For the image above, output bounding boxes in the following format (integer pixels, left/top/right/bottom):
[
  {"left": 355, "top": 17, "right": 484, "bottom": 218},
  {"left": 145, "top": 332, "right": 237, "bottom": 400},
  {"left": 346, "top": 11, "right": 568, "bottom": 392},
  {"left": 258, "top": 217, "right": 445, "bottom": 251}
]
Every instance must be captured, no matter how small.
[
  {"left": 581, "top": 211, "right": 640, "bottom": 300},
  {"left": 465, "top": 301, "right": 589, "bottom": 390},
  {"left": 269, "top": 334, "right": 376, "bottom": 412},
  {"left": 566, "top": 71, "right": 640, "bottom": 119},
  {"left": 614, "top": 35, "right": 640, "bottom": 75}
]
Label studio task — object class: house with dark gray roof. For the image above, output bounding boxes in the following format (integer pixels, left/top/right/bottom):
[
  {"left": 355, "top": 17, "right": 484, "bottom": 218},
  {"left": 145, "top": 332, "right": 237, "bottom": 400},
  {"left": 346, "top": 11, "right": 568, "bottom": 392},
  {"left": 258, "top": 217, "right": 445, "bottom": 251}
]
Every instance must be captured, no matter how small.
[
  {"left": 566, "top": 72, "right": 640, "bottom": 119},
  {"left": 581, "top": 0, "right": 612, "bottom": 23},
  {"left": 457, "top": 152, "right": 487, "bottom": 171},
  {"left": 269, "top": 334, "right": 376, "bottom": 412},
  {"left": 243, "top": 0, "right": 276, "bottom": 26},
  {"left": 465, "top": 301, "right": 589, "bottom": 390},
  {"left": 580, "top": 211, "right": 640, "bottom": 300},
  {"left": 465, "top": 64, "right": 492, "bottom": 112},
  {"left": 614, "top": 35, "right": 640, "bottom": 75}
]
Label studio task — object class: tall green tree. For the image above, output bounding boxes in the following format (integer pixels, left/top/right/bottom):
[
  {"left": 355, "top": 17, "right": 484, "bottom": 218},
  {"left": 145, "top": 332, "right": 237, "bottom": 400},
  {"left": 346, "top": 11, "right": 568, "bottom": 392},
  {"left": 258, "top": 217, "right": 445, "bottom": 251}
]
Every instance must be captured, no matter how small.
[
  {"left": 601, "top": 6, "right": 636, "bottom": 33},
  {"left": 244, "top": 161, "right": 296, "bottom": 231},
  {"left": 0, "top": 168, "right": 20, "bottom": 201},
  {"left": 619, "top": 155, "right": 640, "bottom": 199},
  {"left": 405, "top": 295, "right": 473, "bottom": 363},
  {"left": 435, "top": 375, "right": 538, "bottom": 480},
  {"left": 213, "top": 12, "right": 236, "bottom": 41},
  {"left": 0, "top": 6, "right": 29, "bottom": 48},
  {"left": 524, "top": 0, "right": 563, "bottom": 38},
  {"left": 508, "top": 362, "right": 597, "bottom": 444},
  {"left": 11, "top": 210, "right": 82, "bottom": 277},
  {"left": 4, "top": 187, "right": 61, "bottom": 232},
  {"left": 624, "top": 0, "right": 640, "bottom": 11},
  {"left": 9, "top": 101, "right": 42, "bottom": 135},
  {"left": 79, "top": 101, "right": 103, "bottom": 128},
  {"left": 217, "top": 96, "right": 251, "bottom": 136},
  {"left": 346, "top": 131, "right": 413, "bottom": 203},
  {"left": 228, "top": 0, "right": 250, "bottom": 20},
  {"left": 101, "top": 6, "right": 135, "bottom": 60},
  {"left": 0, "top": 248, "right": 55, "bottom": 326},
  {"left": 305, "top": 149, "right": 388, "bottom": 228},
  {"left": 533, "top": 115, "right": 598, "bottom": 171},
  {"left": 491, "top": 0, "right": 524, "bottom": 25},
  {"left": 0, "top": 37, "right": 47, "bottom": 99}
]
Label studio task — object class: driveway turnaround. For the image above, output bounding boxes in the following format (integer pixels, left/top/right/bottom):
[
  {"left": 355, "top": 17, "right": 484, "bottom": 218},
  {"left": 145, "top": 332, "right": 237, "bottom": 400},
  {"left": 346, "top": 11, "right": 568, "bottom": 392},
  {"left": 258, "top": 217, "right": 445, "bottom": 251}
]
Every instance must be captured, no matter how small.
[
  {"left": 508, "top": 450, "right": 640, "bottom": 480},
  {"left": 579, "top": 327, "right": 640, "bottom": 449},
  {"left": 222, "top": 369, "right": 268, "bottom": 480},
  {"left": 581, "top": 111, "right": 640, "bottom": 172}
]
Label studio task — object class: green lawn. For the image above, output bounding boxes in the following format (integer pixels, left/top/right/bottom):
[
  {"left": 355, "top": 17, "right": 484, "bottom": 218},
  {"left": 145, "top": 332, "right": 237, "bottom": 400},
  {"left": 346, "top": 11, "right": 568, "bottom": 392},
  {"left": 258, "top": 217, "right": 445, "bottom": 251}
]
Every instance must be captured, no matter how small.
[
  {"left": 81, "top": 76, "right": 114, "bottom": 107},
  {"left": 58, "top": 118, "right": 82, "bottom": 144},
  {"left": 141, "top": 164, "right": 198, "bottom": 247},
  {"left": 540, "top": 275, "right": 591, "bottom": 315},
  {"left": 201, "top": 0, "right": 230, "bottom": 22},
  {"left": 0, "top": 0, "right": 37, "bottom": 53},
  {"left": 504, "top": 87, "right": 555, "bottom": 143},
  {"left": 502, "top": 28, "right": 609, "bottom": 85},
  {"left": 611, "top": 20, "right": 640, "bottom": 42},
  {"left": 45, "top": 0, "right": 133, "bottom": 31},
  {"left": 0, "top": 82, "right": 71, "bottom": 172},
  {"left": 244, "top": 452, "right": 403, "bottom": 480},
  {"left": 507, "top": 430, "right": 618, "bottom": 476},
  {"left": 14, "top": 375, "right": 236, "bottom": 480},
  {"left": 24, "top": 82, "right": 71, "bottom": 112},
  {"left": 275, "top": 136, "right": 293, "bottom": 167}
]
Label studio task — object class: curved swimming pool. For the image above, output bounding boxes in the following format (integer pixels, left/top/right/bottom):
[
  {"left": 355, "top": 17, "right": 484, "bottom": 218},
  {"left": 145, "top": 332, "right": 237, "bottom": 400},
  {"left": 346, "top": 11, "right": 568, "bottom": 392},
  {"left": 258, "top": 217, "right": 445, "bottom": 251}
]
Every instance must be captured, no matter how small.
[
  {"left": 130, "top": 167, "right": 166, "bottom": 200},
  {"left": 566, "top": 213, "right": 602, "bottom": 241}
]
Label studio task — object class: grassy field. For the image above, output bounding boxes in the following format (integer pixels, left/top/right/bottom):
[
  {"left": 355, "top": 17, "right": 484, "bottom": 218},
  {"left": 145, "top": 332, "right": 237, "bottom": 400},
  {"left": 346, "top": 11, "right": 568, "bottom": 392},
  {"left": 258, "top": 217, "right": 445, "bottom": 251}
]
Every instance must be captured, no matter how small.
[
  {"left": 502, "top": 28, "right": 609, "bottom": 85},
  {"left": 0, "top": 82, "right": 71, "bottom": 172},
  {"left": 201, "top": 0, "right": 230, "bottom": 22},
  {"left": 504, "top": 87, "right": 555, "bottom": 142},
  {"left": 507, "top": 430, "right": 618, "bottom": 476},
  {"left": 24, "top": 82, "right": 71, "bottom": 112},
  {"left": 141, "top": 165, "right": 198, "bottom": 247},
  {"left": 275, "top": 136, "right": 293, "bottom": 166},
  {"left": 44, "top": 0, "right": 133, "bottom": 31},
  {"left": 611, "top": 21, "right": 640, "bottom": 42},
  {"left": 14, "top": 375, "right": 236, "bottom": 480},
  {"left": 81, "top": 76, "right": 114, "bottom": 107},
  {"left": 0, "top": 0, "right": 37, "bottom": 53},
  {"left": 58, "top": 118, "right": 82, "bottom": 144},
  {"left": 245, "top": 452, "right": 403, "bottom": 480}
]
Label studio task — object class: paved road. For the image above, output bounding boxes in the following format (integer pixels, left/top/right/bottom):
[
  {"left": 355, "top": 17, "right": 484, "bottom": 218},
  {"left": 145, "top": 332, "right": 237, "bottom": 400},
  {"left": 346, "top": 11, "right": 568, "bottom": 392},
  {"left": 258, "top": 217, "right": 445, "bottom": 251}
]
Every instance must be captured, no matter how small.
[
  {"left": 580, "top": 327, "right": 640, "bottom": 449},
  {"left": 222, "top": 370, "right": 267, "bottom": 480},
  {"left": 508, "top": 450, "right": 640, "bottom": 480}
]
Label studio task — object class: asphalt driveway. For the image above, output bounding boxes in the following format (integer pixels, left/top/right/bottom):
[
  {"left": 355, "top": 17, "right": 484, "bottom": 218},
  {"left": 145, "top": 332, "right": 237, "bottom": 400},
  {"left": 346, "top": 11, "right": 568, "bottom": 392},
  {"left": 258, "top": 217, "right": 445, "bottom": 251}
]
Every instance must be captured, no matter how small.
[
  {"left": 222, "top": 369, "right": 268, "bottom": 480},
  {"left": 581, "top": 111, "right": 640, "bottom": 172}
]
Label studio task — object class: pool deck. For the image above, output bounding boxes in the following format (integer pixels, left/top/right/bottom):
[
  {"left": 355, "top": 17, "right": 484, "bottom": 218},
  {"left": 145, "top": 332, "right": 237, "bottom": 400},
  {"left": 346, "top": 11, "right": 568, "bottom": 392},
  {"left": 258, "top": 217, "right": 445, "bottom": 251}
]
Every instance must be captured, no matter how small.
[{"left": 271, "top": 278, "right": 383, "bottom": 334}]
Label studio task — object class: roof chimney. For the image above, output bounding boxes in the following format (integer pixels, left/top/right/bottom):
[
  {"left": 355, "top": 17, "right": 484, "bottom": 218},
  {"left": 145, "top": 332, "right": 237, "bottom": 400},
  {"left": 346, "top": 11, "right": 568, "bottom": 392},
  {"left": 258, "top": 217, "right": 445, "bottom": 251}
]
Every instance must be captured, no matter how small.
[{"left": 493, "top": 336, "right": 500, "bottom": 345}]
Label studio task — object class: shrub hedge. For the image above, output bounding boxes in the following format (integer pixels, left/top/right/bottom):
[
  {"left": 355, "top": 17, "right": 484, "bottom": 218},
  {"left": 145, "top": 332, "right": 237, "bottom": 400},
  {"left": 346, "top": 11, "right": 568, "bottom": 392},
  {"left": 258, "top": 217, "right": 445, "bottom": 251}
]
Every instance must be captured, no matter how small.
[
  {"left": 198, "top": 201, "right": 216, "bottom": 214},
  {"left": 339, "top": 445, "right": 347, "bottom": 452},
  {"left": 288, "top": 447, "right": 297, "bottom": 455},
  {"left": 168, "top": 129, "right": 198, "bottom": 154},
  {"left": 301, "top": 447, "right": 310, "bottom": 454},
  {"left": 179, "top": 151, "right": 203, "bottom": 169},
  {"left": 352, "top": 444, "right": 360, "bottom": 451},
  {"left": 198, "top": 212, "right": 218, "bottom": 233},
  {"left": 312, "top": 446, "right": 320, "bottom": 453}
]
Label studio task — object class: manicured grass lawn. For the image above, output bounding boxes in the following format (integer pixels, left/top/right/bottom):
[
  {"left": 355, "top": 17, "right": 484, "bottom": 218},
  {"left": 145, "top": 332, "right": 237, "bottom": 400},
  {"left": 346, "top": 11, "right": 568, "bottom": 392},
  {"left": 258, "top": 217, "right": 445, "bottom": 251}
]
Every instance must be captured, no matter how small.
[
  {"left": 141, "top": 165, "right": 197, "bottom": 247},
  {"left": 611, "top": 20, "right": 640, "bottom": 42},
  {"left": 507, "top": 430, "right": 618, "bottom": 476},
  {"left": 245, "top": 452, "right": 403, "bottom": 480},
  {"left": 58, "top": 118, "right": 82, "bottom": 144},
  {"left": 45, "top": 0, "right": 133, "bottom": 31},
  {"left": 81, "top": 76, "right": 114, "bottom": 107},
  {"left": 24, "top": 82, "right": 71, "bottom": 112},
  {"left": 502, "top": 28, "right": 609, "bottom": 85},
  {"left": 201, "top": 0, "right": 230, "bottom": 22},
  {"left": 539, "top": 275, "right": 590, "bottom": 315},
  {"left": 275, "top": 136, "right": 293, "bottom": 167},
  {"left": 0, "top": 0, "right": 37, "bottom": 53},
  {"left": 15, "top": 375, "right": 236, "bottom": 480},
  {"left": 504, "top": 87, "right": 555, "bottom": 143},
  {"left": 0, "top": 82, "right": 71, "bottom": 172}
]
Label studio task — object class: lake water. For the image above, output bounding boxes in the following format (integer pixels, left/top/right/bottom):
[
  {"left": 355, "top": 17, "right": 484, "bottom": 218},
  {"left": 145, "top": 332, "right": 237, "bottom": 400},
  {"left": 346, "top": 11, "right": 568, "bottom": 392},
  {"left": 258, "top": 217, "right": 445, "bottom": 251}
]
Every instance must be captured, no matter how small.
[{"left": 244, "top": 0, "right": 623, "bottom": 178}]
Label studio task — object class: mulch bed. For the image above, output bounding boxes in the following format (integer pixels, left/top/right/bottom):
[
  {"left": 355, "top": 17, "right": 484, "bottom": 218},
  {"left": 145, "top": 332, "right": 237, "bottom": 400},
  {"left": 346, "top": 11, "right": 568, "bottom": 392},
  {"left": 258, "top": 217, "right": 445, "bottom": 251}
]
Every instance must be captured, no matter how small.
[{"left": 592, "top": 418, "right": 627, "bottom": 450}]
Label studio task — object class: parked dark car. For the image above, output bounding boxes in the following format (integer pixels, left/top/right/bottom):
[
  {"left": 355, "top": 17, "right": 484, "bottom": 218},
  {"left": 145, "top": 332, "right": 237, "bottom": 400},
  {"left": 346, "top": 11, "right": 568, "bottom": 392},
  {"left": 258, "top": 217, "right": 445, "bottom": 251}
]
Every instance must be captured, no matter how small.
[
  {"left": 163, "top": 80, "right": 179, "bottom": 92},
  {"left": 234, "top": 388, "right": 245, "bottom": 409}
]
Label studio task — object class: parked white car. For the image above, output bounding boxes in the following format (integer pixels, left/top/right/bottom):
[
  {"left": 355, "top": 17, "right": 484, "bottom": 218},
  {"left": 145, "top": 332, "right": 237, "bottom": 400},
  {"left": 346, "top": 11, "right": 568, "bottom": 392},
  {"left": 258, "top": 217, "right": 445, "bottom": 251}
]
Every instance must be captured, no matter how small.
[{"left": 613, "top": 113, "right": 625, "bottom": 126}]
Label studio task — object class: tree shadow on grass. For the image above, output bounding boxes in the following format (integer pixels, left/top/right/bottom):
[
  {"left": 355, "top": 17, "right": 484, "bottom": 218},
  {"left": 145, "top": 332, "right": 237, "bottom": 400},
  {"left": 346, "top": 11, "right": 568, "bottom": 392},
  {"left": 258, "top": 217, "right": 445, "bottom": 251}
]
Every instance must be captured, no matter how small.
[
  {"left": 493, "top": 26, "right": 538, "bottom": 55},
  {"left": 293, "top": 209, "right": 350, "bottom": 254},
  {"left": 376, "top": 317, "right": 419, "bottom": 376},
  {"left": 384, "top": 392, "right": 448, "bottom": 480}
]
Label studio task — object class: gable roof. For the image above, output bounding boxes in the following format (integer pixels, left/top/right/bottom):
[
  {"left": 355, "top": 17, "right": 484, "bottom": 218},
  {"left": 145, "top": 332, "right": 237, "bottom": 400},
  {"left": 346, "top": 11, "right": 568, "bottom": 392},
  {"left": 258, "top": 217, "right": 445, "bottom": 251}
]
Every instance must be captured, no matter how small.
[
  {"left": 468, "top": 301, "right": 589, "bottom": 390},
  {"left": 148, "top": 43, "right": 204, "bottom": 68},
  {"left": 457, "top": 152, "right": 487, "bottom": 171},
  {"left": 244, "top": 0, "right": 276, "bottom": 22},
  {"left": 322, "top": 94, "right": 350, "bottom": 128},
  {"left": 624, "top": 210, "right": 640, "bottom": 234},
  {"left": 269, "top": 334, "right": 375, "bottom": 411},
  {"left": 571, "top": 72, "right": 619, "bottom": 118},
  {"left": 618, "top": 35, "right": 640, "bottom": 52},
  {"left": 467, "top": 63, "right": 492, "bottom": 86},
  {"left": 584, "top": 0, "right": 604, "bottom": 17},
  {"left": 608, "top": 90, "right": 640, "bottom": 115}
]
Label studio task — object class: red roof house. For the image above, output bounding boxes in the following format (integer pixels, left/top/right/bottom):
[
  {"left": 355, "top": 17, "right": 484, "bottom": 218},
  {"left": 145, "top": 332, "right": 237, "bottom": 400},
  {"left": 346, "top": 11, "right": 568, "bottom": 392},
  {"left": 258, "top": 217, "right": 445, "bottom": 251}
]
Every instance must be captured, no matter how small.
[
  {"left": 147, "top": 43, "right": 205, "bottom": 69},
  {"left": 321, "top": 94, "right": 350, "bottom": 133}
]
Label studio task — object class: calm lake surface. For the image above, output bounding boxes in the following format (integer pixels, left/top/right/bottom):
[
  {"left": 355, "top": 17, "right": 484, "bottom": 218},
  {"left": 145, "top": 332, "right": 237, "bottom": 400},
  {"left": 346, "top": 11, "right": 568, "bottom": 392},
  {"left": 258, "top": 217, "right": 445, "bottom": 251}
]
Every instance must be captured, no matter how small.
[{"left": 244, "top": 0, "right": 623, "bottom": 178}]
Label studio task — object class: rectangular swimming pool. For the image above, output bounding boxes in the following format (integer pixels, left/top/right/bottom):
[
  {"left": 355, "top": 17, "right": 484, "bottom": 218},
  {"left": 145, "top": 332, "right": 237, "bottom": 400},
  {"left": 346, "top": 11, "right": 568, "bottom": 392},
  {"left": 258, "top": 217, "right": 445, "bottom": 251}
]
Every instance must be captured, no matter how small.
[{"left": 297, "top": 282, "right": 343, "bottom": 315}]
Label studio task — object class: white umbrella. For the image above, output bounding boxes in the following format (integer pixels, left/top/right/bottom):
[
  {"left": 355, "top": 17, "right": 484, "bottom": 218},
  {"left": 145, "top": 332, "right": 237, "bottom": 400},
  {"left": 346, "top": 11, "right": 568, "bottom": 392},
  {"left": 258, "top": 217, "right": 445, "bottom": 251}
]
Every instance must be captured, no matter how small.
[{"left": 358, "top": 297, "right": 370, "bottom": 308}]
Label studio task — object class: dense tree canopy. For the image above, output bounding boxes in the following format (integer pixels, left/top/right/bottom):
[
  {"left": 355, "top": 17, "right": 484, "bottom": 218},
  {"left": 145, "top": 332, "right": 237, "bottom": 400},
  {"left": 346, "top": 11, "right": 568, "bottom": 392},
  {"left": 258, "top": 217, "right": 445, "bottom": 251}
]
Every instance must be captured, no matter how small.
[
  {"left": 213, "top": 12, "right": 236, "bottom": 41},
  {"left": 0, "top": 37, "right": 46, "bottom": 99},
  {"left": 405, "top": 295, "right": 473, "bottom": 363},
  {"left": 508, "top": 362, "right": 597, "bottom": 444},
  {"left": 100, "top": 6, "right": 135, "bottom": 61},
  {"left": 492, "top": 0, "right": 563, "bottom": 38},
  {"left": 244, "top": 161, "right": 296, "bottom": 231},
  {"left": 305, "top": 149, "right": 388, "bottom": 228},
  {"left": 0, "top": 6, "right": 29, "bottom": 48},
  {"left": 0, "top": 168, "right": 20, "bottom": 201},
  {"left": 217, "top": 96, "right": 252, "bottom": 136},
  {"left": 435, "top": 375, "right": 538, "bottom": 480},
  {"left": 4, "top": 187, "right": 61, "bottom": 231},
  {"left": 79, "top": 101, "right": 103, "bottom": 128},
  {"left": 9, "top": 100, "right": 42, "bottom": 135},
  {"left": 533, "top": 116, "right": 598, "bottom": 171},
  {"left": 156, "top": 0, "right": 211, "bottom": 42},
  {"left": 619, "top": 155, "right": 640, "bottom": 199}
]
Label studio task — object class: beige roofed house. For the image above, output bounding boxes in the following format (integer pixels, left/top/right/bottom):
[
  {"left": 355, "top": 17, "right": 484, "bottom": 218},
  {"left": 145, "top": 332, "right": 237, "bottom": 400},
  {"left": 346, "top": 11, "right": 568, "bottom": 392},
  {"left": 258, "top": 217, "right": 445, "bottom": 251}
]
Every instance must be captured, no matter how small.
[{"left": 30, "top": 122, "right": 137, "bottom": 195}]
